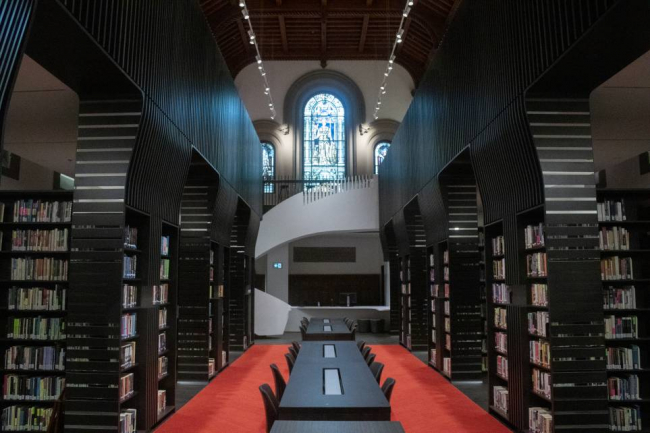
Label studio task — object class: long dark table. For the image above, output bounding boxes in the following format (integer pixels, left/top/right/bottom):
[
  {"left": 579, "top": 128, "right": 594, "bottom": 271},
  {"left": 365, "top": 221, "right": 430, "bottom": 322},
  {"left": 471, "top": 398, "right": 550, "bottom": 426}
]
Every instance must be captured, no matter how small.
[
  {"left": 270, "top": 421, "right": 405, "bottom": 433},
  {"left": 303, "top": 318, "right": 354, "bottom": 341},
  {"left": 279, "top": 341, "right": 390, "bottom": 421}
]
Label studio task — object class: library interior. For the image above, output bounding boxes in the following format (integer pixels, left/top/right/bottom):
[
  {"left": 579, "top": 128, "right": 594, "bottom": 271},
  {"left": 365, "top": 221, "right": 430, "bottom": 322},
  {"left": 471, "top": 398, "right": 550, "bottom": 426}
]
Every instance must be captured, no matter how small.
[{"left": 1, "top": 1, "right": 650, "bottom": 433}]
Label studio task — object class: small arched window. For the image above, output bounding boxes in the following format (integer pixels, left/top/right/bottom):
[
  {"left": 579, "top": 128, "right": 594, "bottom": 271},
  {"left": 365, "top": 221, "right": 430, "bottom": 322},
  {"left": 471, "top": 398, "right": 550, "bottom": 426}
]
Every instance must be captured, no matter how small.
[
  {"left": 262, "top": 141, "right": 275, "bottom": 193},
  {"left": 374, "top": 141, "right": 391, "bottom": 174},
  {"left": 303, "top": 93, "right": 346, "bottom": 181}
]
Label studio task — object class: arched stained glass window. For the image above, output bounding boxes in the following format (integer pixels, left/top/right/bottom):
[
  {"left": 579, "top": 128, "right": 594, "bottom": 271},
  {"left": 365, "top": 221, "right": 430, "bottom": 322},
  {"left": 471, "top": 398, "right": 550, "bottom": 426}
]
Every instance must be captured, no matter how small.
[
  {"left": 303, "top": 93, "right": 346, "bottom": 181},
  {"left": 374, "top": 141, "right": 391, "bottom": 175},
  {"left": 262, "top": 142, "right": 275, "bottom": 193}
]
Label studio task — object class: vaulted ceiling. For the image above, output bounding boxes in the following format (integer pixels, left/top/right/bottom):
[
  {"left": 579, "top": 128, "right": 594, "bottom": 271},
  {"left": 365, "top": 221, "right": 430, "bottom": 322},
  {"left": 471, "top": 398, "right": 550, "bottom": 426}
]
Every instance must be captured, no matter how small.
[{"left": 200, "top": 0, "right": 460, "bottom": 83}]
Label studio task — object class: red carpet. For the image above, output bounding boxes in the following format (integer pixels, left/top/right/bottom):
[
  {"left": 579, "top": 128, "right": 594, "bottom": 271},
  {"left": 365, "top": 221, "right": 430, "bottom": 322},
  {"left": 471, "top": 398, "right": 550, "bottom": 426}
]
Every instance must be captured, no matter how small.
[{"left": 155, "top": 345, "right": 511, "bottom": 433}]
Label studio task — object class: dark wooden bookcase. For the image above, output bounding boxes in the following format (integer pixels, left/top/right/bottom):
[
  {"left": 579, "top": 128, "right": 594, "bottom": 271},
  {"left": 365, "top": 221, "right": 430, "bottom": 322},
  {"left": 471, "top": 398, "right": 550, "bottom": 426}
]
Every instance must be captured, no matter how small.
[
  {"left": 399, "top": 255, "right": 412, "bottom": 350},
  {"left": 597, "top": 189, "right": 650, "bottom": 431},
  {"left": 0, "top": 191, "right": 72, "bottom": 432}
]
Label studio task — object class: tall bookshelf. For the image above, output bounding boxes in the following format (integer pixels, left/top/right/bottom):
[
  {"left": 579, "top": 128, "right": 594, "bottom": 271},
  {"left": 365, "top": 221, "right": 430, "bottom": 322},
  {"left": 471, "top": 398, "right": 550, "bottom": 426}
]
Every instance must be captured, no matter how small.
[
  {"left": 0, "top": 191, "right": 71, "bottom": 433},
  {"left": 428, "top": 247, "right": 438, "bottom": 369},
  {"left": 598, "top": 189, "right": 650, "bottom": 432},
  {"left": 399, "top": 256, "right": 412, "bottom": 350}
]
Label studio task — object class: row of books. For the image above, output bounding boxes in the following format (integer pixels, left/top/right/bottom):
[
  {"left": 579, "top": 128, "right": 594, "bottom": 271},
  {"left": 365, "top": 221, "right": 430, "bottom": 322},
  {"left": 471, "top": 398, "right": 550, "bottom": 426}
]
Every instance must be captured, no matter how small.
[
  {"left": 443, "top": 266, "right": 449, "bottom": 282},
  {"left": 524, "top": 223, "right": 545, "bottom": 249},
  {"left": 159, "top": 333, "right": 167, "bottom": 354},
  {"left": 159, "top": 308, "right": 168, "bottom": 329},
  {"left": 599, "top": 226, "right": 630, "bottom": 251},
  {"left": 495, "top": 332, "right": 507, "bottom": 354},
  {"left": 7, "top": 286, "right": 66, "bottom": 311},
  {"left": 160, "top": 259, "right": 170, "bottom": 280},
  {"left": 210, "top": 249, "right": 215, "bottom": 265},
  {"left": 123, "top": 256, "right": 137, "bottom": 279},
  {"left": 157, "top": 390, "right": 167, "bottom": 414},
  {"left": 121, "top": 342, "right": 136, "bottom": 369},
  {"left": 496, "top": 355, "right": 508, "bottom": 379},
  {"left": 526, "top": 253, "right": 547, "bottom": 278},
  {"left": 445, "top": 334, "right": 451, "bottom": 351},
  {"left": 601, "top": 256, "right": 634, "bottom": 280},
  {"left": 210, "top": 284, "right": 225, "bottom": 299},
  {"left": 604, "top": 286, "right": 637, "bottom": 310},
  {"left": 528, "top": 311, "right": 549, "bottom": 337},
  {"left": 119, "top": 373, "right": 134, "bottom": 400},
  {"left": 607, "top": 346, "right": 641, "bottom": 370},
  {"left": 10, "top": 200, "right": 72, "bottom": 223},
  {"left": 209, "top": 358, "right": 216, "bottom": 376},
  {"left": 158, "top": 356, "right": 168, "bottom": 379},
  {"left": 9, "top": 229, "right": 68, "bottom": 252},
  {"left": 532, "top": 368, "right": 551, "bottom": 399},
  {"left": 530, "top": 339, "right": 551, "bottom": 368},
  {"left": 11, "top": 258, "right": 68, "bottom": 281},
  {"left": 493, "top": 386, "right": 508, "bottom": 414},
  {"left": 121, "top": 313, "right": 137, "bottom": 339},
  {"left": 120, "top": 408, "right": 137, "bottom": 433},
  {"left": 598, "top": 200, "right": 627, "bottom": 222},
  {"left": 443, "top": 301, "right": 450, "bottom": 315},
  {"left": 605, "top": 315, "right": 639, "bottom": 339},
  {"left": 1, "top": 405, "right": 53, "bottom": 432},
  {"left": 529, "top": 407, "right": 553, "bottom": 433},
  {"left": 153, "top": 284, "right": 169, "bottom": 305},
  {"left": 442, "top": 357, "right": 451, "bottom": 376},
  {"left": 609, "top": 405, "right": 642, "bottom": 432},
  {"left": 494, "top": 308, "right": 507, "bottom": 329},
  {"left": 444, "top": 318, "right": 451, "bottom": 333},
  {"left": 443, "top": 250, "right": 449, "bottom": 265},
  {"left": 122, "top": 285, "right": 137, "bottom": 309},
  {"left": 492, "top": 283, "right": 510, "bottom": 304},
  {"left": 608, "top": 375, "right": 640, "bottom": 401},
  {"left": 7, "top": 317, "right": 64, "bottom": 341},
  {"left": 161, "top": 236, "right": 170, "bottom": 256},
  {"left": 124, "top": 226, "right": 138, "bottom": 250},
  {"left": 492, "top": 236, "right": 505, "bottom": 256},
  {"left": 492, "top": 259, "right": 505, "bottom": 280},
  {"left": 4, "top": 346, "right": 65, "bottom": 371},
  {"left": 2, "top": 375, "right": 65, "bottom": 401},
  {"left": 531, "top": 284, "right": 548, "bottom": 307}
]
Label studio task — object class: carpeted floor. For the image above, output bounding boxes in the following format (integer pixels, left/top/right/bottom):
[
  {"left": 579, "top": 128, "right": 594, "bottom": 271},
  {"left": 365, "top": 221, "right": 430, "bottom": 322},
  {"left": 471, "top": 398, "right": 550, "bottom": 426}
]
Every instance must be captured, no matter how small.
[{"left": 155, "top": 345, "right": 511, "bottom": 433}]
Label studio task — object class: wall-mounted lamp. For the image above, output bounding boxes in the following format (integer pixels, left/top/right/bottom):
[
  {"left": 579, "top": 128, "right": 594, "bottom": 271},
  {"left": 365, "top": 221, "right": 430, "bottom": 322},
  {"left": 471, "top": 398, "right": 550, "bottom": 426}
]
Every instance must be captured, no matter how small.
[{"left": 359, "top": 124, "right": 370, "bottom": 136}]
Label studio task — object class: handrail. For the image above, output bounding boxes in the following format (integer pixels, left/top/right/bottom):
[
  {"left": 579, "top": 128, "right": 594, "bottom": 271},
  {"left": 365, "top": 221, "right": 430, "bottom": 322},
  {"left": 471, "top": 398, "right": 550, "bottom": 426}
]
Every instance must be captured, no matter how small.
[{"left": 263, "top": 175, "right": 375, "bottom": 210}]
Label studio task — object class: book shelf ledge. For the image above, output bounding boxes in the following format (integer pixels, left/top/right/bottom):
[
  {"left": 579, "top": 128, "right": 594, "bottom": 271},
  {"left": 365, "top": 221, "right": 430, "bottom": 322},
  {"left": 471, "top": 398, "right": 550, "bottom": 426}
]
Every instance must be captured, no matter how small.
[
  {"left": 123, "top": 248, "right": 142, "bottom": 254},
  {"left": 122, "top": 278, "right": 141, "bottom": 282},
  {"left": 489, "top": 405, "right": 509, "bottom": 422},
  {"left": 607, "top": 398, "right": 650, "bottom": 404},
  {"left": 158, "top": 373, "right": 169, "bottom": 381},
  {"left": 157, "top": 405, "right": 175, "bottom": 422},
  {"left": 119, "top": 391, "right": 137, "bottom": 404},
  {"left": 525, "top": 245, "right": 546, "bottom": 252},
  {"left": 120, "top": 363, "right": 139, "bottom": 373},
  {"left": 0, "top": 222, "right": 70, "bottom": 227},
  {"left": 0, "top": 251, "right": 69, "bottom": 255},
  {"left": 530, "top": 361, "right": 551, "bottom": 371},
  {"left": 120, "top": 334, "right": 139, "bottom": 342},
  {"left": 1, "top": 280, "right": 68, "bottom": 284},
  {"left": 1, "top": 308, "right": 66, "bottom": 314},
  {"left": 606, "top": 368, "right": 650, "bottom": 373},
  {"left": 528, "top": 304, "right": 549, "bottom": 309},
  {"left": 604, "top": 308, "right": 650, "bottom": 313},
  {"left": 494, "top": 348, "right": 508, "bottom": 357},
  {"left": 0, "top": 369, "right": 65, "bottom": 375},
  {"left": 0, "top": 398, "right": 58, "bottom": 405},
  {"left": 495, "top": 373, "right": 508, "bottom": 382},
  {"left": 531, "top": 390, "right": 552, "bottom": 403},
  {"left": 0, "top": 338, "right": 65, "bottom": 344}
]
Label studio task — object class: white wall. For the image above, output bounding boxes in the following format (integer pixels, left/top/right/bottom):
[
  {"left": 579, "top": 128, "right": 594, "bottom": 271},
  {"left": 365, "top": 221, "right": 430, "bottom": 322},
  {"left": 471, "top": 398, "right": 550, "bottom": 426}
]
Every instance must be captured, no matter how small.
[
  {"left": 235, "top": 61, "right": 413, "bottom": 177},
  {"left": 256, "top": 178, "right": 379, "bottom": 258},
  {"left": 289, "top": 233, "right": 382, "bottom": 275},
  {"left": 265, "top": 243, "right": 290, "bottom": 302}
]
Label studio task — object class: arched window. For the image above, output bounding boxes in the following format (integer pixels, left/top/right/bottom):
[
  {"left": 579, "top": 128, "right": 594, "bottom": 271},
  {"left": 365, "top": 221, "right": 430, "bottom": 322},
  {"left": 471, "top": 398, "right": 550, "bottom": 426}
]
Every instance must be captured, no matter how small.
[
  {"left": 374, "top": 141, "right": 391, "bottom": 174},
  {"left": 303, "top": 93, "right": 346, "bottom": 181},
  {"left": 262, "top": 142, "right": 275, "bottom": 193}
]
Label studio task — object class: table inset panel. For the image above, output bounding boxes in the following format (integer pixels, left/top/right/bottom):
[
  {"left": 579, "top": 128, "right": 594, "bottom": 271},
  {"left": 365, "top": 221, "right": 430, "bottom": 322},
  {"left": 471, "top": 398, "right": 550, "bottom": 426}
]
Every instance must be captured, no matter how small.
[{"left": 271, "top": 421, "right": 406, "bottom": 433}]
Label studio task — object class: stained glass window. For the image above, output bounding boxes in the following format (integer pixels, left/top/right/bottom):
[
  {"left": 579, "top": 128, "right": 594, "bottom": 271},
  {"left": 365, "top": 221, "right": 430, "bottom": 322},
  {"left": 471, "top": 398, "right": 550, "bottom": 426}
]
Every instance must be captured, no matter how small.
[
  {"left": 303, "top": 93, "right": 346, "bottom": 181},
  {"left": 262, "top": 142, "right": 275, "bottom": 193},
  {"left": 374, "top": 141, "right": 391, "bottom": 174}
]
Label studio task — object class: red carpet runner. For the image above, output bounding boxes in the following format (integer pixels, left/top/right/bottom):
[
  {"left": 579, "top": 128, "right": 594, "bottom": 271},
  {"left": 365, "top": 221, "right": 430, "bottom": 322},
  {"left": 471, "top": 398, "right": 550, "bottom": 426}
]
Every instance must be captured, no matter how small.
[{"left": 155, "top": 345, "right": 511, "bottom": 433}]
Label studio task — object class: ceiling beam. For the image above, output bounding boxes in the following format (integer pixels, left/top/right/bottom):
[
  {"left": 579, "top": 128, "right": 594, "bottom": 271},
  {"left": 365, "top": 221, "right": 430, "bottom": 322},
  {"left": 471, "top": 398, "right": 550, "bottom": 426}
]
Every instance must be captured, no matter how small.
[
  {"left": 359, "top": 15, "right": 369, "bottom": 53},
  {"left": 278, "top": 16, "right": 289, "bottom": 52},
  {"left": 237, "top": 20, "right": 250, "bottom": 52},
  {"left": 321, "top": 20, "right": 327, "bottom": 59}
]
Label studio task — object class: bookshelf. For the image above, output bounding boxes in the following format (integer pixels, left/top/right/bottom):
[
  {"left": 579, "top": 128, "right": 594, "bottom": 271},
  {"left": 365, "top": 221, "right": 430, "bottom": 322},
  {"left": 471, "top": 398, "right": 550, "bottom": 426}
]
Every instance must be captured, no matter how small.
[
  {"left": 0, "top": 191, "right": 71, "bottom": 433},
  {"left": 598, "top": 189, "right": 650, "bottom": 432},
  {"left": 399, "top": 255, "right": 412, "bottom": 350},
  {"left": 479, "top": 226, "right": 488, "bottom": 374},
  {"left": 428, "top": 247, "right": 438, "bottom": 369}
]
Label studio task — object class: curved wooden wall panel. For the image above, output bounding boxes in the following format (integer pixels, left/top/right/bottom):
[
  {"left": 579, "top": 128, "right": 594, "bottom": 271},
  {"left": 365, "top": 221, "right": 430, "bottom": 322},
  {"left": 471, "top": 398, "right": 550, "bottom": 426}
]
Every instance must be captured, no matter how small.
[
  {"left": 379, "top": 0, "right": 619, "bottom": 226},
  {"left": 57, "top": 0, "right": 262, "bottom": 216}
]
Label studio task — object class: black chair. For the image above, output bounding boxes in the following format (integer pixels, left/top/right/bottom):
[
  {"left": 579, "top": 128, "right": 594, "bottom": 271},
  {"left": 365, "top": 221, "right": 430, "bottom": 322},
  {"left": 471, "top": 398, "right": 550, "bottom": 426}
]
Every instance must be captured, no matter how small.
[
  {"left": 259, "top": 384, "right": 280, "bottom": 433},
  {"left": 366, "top": 353, "right": 376, "bottom": 366},
  {"left": 288, "top": 346, "right": 298, "bottom": 360},
  {"left": 351, "top": 327, "right": 357, "bottom": 340},
  {"left": 369, "top": 362, "right": 384, "bottom": 384},
  {"left": 291, "top": 341, "right": 301, "bottom": 353},
  {"left": 299, "top": 324, "right": 307, "bottom": 339},
  {"left": 285, "top": 353, "right": 295, "bottom": 374},
  {"left": 381, "top": 378, "right": 396, "bottom": 403},
  {"left": 357, "top": 340, "right": 366, "bottom": 352},
  {"left": 269, "top": 364, "right": 286, "bottom": 401},
  {"left": 361, "top": 346, "right": 371, "bottom": 360}
]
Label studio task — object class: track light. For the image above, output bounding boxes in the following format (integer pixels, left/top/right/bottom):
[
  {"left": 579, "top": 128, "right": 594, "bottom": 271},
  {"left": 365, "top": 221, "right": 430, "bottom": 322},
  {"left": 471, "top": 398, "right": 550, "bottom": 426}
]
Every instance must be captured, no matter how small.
[
  {"left": 256, "top": 56, "right": 262, "bottom": 64},
  {"left": 388, "top": 65, "right": 393, "bottom": 70},
  {"left": 403, "top": 6, "right": 411, "bottom": 17},
  {"left": 382, "top": 90, "right": 386, "bottom": 95},
  {"left": 408, "top": 0, "right": 413, "bottom": 5},
  {"left": 265, "top": 87, "right": 270, "bottom": 92},
  {"left": 239, "top": 0, "right": 245, "bottom": 7},
  {"left": 389, "top": 55, "right": 395, "bottom": 64},
  {"left": 242, "top": 8, "right": 249, "bottom": 19},
  {"left": 396, "top": 29, "right": 404, "bottom": 42},
  {"left": 248, "top": 30, "right": 255, "bottom": 41}
]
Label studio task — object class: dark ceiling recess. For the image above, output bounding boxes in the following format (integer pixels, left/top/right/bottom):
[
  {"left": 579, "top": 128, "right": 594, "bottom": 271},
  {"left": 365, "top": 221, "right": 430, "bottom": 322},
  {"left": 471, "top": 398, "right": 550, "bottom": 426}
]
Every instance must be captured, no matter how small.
[{"left": 199, "top": 0, "right": 459, "bottom": 83}]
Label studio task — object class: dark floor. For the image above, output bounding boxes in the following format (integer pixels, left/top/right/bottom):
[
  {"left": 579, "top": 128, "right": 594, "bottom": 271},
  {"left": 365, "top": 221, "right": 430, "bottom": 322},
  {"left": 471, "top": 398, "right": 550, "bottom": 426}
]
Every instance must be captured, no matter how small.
[{"left": 176, "top": 333, "right": 489, "bottom": 411}]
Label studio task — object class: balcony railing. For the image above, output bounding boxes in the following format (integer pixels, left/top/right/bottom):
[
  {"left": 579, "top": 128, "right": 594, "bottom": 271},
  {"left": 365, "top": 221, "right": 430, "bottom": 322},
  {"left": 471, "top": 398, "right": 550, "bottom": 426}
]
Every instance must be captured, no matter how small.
[{"left": 263, "top": 175, "right": 375, "bottom": 212}]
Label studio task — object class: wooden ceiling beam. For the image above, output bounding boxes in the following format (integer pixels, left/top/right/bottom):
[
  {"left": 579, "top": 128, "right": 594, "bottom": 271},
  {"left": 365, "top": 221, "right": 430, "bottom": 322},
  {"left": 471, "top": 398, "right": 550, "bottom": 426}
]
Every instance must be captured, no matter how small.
[
  {"left": 237, "top": 20, "right": 251, "bottom": 52},
  {"left": 358, "top": 15, "right": 369, "bottom": 53},
  {"left": 278, "top": 16, "right": 289, "bottom": 52}
]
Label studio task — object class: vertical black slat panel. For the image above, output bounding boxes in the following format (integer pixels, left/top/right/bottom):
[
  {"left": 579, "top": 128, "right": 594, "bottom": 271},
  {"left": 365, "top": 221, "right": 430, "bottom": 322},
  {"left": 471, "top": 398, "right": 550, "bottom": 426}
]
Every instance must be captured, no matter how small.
[
  {"left": 56, "top": 0, "right": 262, "bottom": 216},
  {"left": 383, "top": 222, "right": 401, "bottom": 333},
  {"left": 67, "top": 100, "right": 141, "bottom": 433},
  {"left": 403, "top": 198, "right": 428, "bottom": 351},
  {"left": 245, "top": 212, "right": 261, "bottom": 258},
  {"left": 379, "top": 0, "right": 622, "bottom": 228},
  {"left": 418, "top": 178, "right": 448, "bottom": 246},
  {"left": 392, "top": 210, "right": 409, "bottom": 257},
  {"left": 228, "top": 199, "right": 252, "bottom": 351},
  {"left": 0, "top": 0, "right": 36, "bottom": 162},
  {"left": 211, "top": 182, "right": 238, "bottom": 247}
]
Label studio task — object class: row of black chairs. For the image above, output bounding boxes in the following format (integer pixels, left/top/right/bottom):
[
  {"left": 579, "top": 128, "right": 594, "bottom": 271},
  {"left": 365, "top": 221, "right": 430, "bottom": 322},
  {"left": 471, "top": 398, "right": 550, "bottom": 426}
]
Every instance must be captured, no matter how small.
[{"left": 259, "top": 340, "right": 396, "bottom": 433}]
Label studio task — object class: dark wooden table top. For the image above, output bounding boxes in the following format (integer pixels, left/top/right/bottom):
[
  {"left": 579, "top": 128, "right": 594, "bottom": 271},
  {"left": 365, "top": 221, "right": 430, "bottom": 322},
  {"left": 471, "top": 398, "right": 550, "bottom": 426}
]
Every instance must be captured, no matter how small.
[
  {"left": 279, "top": 339, "right": 390, "bottom": 421},
  {"left": 270, "top": 421, "right": 406, "bottom": 433},
  {"left": 304, "top": 318, "right": 354, "bottom": 341}
]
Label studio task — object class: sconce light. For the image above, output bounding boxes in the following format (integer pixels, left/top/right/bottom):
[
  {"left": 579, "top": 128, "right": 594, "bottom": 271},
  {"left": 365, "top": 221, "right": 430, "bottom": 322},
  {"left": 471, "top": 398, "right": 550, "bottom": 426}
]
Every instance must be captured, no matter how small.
[
  {"left": 359, "top": 124, "right": 370, "bottom": 136},
  {"left": 279, "top": 124, "right": 290, "bottom": 135}
]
